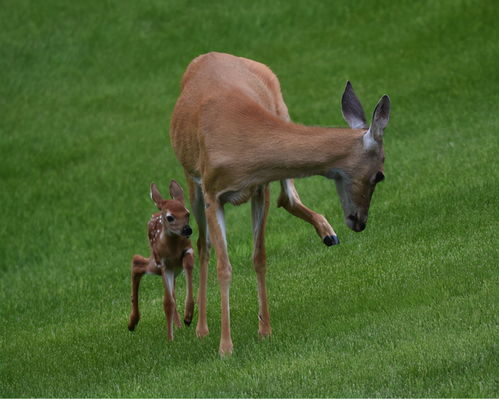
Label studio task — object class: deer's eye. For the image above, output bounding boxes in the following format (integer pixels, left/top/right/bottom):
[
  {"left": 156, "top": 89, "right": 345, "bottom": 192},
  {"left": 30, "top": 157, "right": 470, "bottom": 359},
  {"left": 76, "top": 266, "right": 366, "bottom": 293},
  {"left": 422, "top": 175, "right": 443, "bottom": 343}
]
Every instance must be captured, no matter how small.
[
  {"left": 166, "top": 215, "right": 175, "bottom": 222},
  {"left": 374, "top": 171, "right": 385, "bottom": 183}
]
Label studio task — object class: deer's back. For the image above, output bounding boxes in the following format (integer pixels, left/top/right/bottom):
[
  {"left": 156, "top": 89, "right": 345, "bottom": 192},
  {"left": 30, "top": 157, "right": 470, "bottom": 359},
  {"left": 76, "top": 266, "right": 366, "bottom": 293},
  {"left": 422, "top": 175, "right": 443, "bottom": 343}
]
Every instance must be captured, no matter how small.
[{"left": 170, "top": 52, "right": 289, "bottom": 178}]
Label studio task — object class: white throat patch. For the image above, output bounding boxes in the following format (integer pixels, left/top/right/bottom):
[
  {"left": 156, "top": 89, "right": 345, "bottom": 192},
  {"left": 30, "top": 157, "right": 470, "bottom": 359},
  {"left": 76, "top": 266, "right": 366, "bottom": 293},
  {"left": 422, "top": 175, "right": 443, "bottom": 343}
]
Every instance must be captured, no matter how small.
[{"left": 363, "top": 130, "right": 378, "bottom": 152}]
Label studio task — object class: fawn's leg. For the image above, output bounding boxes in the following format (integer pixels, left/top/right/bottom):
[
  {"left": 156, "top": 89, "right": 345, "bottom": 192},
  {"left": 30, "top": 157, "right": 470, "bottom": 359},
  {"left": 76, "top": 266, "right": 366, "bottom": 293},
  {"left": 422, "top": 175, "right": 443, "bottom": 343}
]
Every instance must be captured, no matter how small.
[
  {"left": 186, "top": 174, "right": 211, "bottom": 338},
  {"left": 277, "top": 179, "right": 339, "bottom": 246},
  {"left": 128, "top": 255, "right": 159, "bottom": 331},
  {"left": 182, "top": 249, "right": 195, "bottom": 326},
  {"left": 204, "top": 194, "right": 233, "bottom": 356},
  {"left": 161, "top": 268, "right": 176, "bottom": 341},
  {"left": 251, "top": 185, "right": 272, "bottom": 337}
]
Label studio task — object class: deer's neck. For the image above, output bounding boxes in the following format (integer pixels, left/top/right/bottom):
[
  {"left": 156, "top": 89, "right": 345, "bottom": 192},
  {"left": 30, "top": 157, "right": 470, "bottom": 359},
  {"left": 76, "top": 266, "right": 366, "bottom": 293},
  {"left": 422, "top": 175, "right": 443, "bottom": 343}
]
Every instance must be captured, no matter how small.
[
  {"left": 236, "top": 120, "right": 365, "bottom": 184},
  {"left": 278, "top": 123, "right": 364, "bottom": 176},
  {"left": 202, "top": 112, "right": 367, "bottom": 199}
]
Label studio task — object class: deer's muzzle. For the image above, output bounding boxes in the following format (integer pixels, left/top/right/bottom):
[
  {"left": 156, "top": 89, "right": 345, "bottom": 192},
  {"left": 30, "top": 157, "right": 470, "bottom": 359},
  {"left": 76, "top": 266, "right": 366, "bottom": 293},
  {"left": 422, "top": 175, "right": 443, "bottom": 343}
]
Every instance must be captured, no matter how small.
[{"left": 347, "top": 214, "right": 366, "bottom": 232}]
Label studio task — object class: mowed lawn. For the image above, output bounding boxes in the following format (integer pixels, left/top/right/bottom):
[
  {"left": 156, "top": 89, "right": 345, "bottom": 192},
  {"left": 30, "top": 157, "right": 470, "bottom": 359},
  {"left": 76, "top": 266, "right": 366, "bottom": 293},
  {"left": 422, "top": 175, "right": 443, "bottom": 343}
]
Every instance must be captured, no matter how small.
[{"left": 1, "top": 0, "right": 497, "bottom": 397}]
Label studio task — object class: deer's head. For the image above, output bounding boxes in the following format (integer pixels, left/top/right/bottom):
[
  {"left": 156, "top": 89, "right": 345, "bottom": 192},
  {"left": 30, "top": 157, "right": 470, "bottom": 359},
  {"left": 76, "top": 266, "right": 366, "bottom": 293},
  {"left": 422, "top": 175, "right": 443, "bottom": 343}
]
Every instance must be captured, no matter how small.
[
  {"left": 150, "top": 180, "right": 192, "bottom": 237},
  {"left": 332, "top": 81, "right": 390, "bottom": 233}
]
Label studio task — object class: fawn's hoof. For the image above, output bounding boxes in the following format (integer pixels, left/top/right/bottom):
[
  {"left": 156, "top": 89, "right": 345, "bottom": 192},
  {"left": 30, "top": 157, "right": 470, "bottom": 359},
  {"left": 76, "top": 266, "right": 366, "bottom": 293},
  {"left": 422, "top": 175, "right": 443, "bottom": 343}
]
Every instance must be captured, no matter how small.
[
  {"left": 128, "top": 314, "right": 140, "bottom": 331},
  {"left": 128, "top": 320, "right": 138, "bottom": 331}
]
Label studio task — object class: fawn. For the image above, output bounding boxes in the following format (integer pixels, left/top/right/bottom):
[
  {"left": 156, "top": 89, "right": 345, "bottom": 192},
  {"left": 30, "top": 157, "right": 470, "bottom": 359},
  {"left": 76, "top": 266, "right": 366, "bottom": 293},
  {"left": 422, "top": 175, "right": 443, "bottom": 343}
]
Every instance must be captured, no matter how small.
[{"left": 128, "top": 180, "right": 195, "bottom": 341}]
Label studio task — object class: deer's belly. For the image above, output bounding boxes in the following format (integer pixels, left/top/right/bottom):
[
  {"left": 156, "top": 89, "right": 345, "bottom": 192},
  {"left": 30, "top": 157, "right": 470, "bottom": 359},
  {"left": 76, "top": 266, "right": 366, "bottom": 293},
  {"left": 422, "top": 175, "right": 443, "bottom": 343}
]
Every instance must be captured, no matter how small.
[{"left": 218, "top": 185, "right": 257, "bottom": 205}]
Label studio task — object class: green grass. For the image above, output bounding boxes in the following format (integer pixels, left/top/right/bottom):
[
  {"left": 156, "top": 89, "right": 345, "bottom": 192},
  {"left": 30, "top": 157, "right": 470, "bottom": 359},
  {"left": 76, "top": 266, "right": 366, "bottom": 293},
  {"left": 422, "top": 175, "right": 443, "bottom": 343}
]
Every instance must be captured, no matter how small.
[{"left": 1, "top": 0, "right": 497, "bottom": 397}]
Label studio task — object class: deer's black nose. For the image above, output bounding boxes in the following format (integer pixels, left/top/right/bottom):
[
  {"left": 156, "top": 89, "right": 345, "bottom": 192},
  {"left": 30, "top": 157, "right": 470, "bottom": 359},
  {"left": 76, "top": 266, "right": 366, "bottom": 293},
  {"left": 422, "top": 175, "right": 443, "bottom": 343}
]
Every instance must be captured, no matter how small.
[
  {"left": 182, "top": 225, "right": 192, "bottom": 237},
  {"left": 347, "top": 214, "right": 366, "bottom": 232}
]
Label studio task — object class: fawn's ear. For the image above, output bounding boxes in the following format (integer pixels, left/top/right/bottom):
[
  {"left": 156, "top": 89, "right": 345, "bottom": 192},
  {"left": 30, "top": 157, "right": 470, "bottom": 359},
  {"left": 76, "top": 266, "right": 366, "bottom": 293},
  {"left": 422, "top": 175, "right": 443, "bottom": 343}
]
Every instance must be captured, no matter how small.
[
  {"left": 169, "top": 180, "right": 184, "bottom": 204},
  {"left": 150, "top": 183, "right": 164, "bottom": 210}
]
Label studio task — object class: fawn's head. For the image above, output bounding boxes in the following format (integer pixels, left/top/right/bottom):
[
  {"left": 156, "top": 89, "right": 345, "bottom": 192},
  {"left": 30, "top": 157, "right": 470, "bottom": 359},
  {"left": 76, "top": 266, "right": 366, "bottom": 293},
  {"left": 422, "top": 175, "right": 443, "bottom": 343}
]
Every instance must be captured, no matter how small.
[
  {"left": 150, "top": 180, "right": 192, "bottom": 237},
  {"left": 330, "top": 81, "right": 390, "bottom": 233}
]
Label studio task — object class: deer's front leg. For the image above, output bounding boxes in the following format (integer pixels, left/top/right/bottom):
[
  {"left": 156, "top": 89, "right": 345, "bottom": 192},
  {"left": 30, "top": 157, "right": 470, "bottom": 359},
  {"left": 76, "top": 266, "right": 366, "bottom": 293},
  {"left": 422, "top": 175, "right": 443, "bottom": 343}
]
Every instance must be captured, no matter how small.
[
  {"left": 182, "top": 249, "right": 195, "bottom": 326},
  {"left": 161, "top": 268, "right": 176, "bottom": 341},
  {"left": 186, "top": 175, "right": 210, "bottom": 338},
  {"left": 204, "top": 195, "right": 233, "bottom": 356},
  {"left": 277, "top": 179, "right": 339, "bottom": 246},
  {"left": 251, "top": 185, "right": 272, "bottom": 337}
]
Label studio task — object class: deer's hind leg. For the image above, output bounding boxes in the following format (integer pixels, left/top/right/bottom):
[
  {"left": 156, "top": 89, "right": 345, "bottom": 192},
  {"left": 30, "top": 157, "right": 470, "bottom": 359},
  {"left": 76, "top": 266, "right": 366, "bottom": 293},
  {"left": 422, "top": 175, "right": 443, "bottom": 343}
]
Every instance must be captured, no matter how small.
[
  {"left": 128, "top": 255, "right": 160, "bottom": 331},
  {"left": 204, "top": 194, "right": 233, "bottom": 356},
  {"left": 277, "top": 179, "right": 339, "bottom": 246},
  {"left": 251, "top": 184, "right": 272, "bottom": 337}
]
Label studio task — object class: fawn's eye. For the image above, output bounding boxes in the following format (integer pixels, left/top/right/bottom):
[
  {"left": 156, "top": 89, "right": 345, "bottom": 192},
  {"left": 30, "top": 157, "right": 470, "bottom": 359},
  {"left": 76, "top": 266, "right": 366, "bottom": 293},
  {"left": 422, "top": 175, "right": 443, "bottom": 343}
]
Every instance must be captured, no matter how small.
[{"left": 166, "top": 215, "right": 175, "bottom": 222}]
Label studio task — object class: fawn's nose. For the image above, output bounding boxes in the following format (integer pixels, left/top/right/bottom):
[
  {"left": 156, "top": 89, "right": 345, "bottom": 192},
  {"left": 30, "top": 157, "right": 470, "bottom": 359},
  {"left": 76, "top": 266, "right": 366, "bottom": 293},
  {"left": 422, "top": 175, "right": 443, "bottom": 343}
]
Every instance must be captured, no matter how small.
[{"left": 181, "top": 225, "right": 192, "bottom": 237}]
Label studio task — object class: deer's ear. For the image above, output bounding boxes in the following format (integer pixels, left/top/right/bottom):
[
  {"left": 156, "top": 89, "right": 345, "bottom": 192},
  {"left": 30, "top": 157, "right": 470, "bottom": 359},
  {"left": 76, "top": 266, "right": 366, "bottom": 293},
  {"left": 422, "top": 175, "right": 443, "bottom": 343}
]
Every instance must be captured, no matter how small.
[
  {"left": 150, "top": 183, "right": 164, "bottom": 210},
  {"left": 169, "top": 180, "right": 184, "bottom": 203},
  {"left": 342, "top": 81, "right": 368, "bottom": 129},
  {"left": 365, "top": 94, "right": 390, "bottom": 146}
]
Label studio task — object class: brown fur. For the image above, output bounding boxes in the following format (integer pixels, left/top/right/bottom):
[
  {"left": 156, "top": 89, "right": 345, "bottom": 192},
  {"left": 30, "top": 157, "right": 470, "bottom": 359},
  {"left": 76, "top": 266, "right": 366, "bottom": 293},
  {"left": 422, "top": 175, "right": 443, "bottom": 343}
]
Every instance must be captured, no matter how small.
[
  {"left": 169, "top": 52, "right": 390, "bottom": 355},
  {"left": 128, "top": 181, "right": 195, "bottom": 341}
]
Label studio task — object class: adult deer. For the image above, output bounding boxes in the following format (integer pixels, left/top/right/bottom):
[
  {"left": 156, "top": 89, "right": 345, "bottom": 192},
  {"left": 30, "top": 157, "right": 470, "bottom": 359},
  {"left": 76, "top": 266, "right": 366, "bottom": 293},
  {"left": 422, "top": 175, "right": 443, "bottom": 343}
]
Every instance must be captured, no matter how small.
[{"left": 169, "top": 52, "right": 390, "bottom": 355}]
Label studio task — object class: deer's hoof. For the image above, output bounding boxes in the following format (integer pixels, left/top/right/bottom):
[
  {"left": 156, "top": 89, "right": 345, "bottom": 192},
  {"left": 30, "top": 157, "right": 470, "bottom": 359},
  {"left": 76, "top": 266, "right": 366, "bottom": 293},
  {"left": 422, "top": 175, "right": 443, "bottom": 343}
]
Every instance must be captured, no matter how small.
[
  {"left": 219, "top": 341, "right": 233, "bottom": 357},
  {"left": 258, "top": 327, "right": 272, "bottom": 338},
  {"left": 196, "top": 325, "right": 209, "bottom": 338},
  {"left": 323, "top": 235, "right": 340, "bottom": 246}
]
